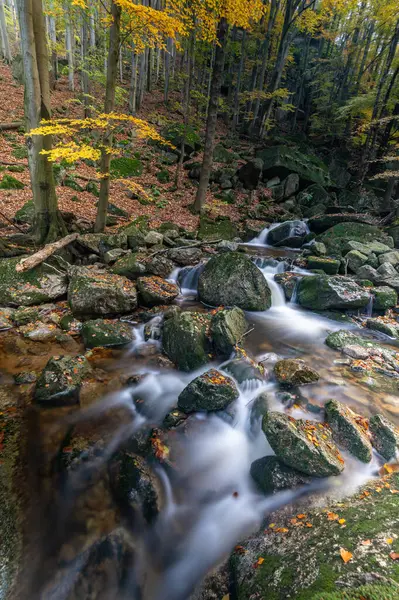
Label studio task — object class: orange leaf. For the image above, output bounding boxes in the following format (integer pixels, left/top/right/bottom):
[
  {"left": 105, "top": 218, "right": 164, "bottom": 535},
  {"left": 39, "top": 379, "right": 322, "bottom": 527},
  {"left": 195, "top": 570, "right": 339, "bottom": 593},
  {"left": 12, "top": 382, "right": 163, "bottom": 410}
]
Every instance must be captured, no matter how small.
[
  {"left": 327, "top": 512, "right": 339, "bottom": 521},
  {"left": 361, "top": 539, "right": 371, "bottom": 546},
  {"left": 389, "top": 552, "right": 399, "bottom": 560},
  {"left": 340, "top": 548, "right": 353, "bottom": 563},
  {"left": 306, "top": 522, "right": 313, "bottom": 528},
  {"left": 297, "top": 514, "right": 306, "bottom": 519},
  {"left": 256, "top": 557, "right": 265, "bottom": 566}
]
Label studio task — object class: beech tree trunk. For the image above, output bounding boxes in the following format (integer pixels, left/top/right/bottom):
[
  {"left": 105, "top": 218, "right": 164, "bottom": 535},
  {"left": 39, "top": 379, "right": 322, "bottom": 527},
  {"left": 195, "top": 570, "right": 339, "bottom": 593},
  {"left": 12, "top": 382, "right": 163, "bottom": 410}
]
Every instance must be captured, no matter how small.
[
  {"left": 95, "top": 0, "right": 121, "bottom": 233},
  {"left": 65, "top": 6, "right": 74, "bottom": 91},
  {"left": 0, "top": 0, "right": 11, "bottom": 62},
  {"left": 194, "top": 18, "right": 228, "bottom": 214},
  {"left": 17, "top": 0, "right": 66, "bottom": 243}
]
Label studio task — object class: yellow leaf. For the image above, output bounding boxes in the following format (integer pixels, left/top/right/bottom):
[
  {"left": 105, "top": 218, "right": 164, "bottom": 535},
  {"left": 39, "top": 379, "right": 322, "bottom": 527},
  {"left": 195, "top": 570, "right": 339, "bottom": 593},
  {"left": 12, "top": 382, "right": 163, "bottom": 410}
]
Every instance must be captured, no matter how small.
[
  {"left": 340, "top": 548, "right": 353, "bottom": 563},
  {"left": 256, "top": 557, "right": 265, "bottom": 565},
  {"left": 338, "top": 519, "right": 346, "bottom": 525},
  {"left": 386, "top": 538, "right": 393, "bottom": 545},
  {"left": 269, "top": 523, "right": 275, "bottom": 528}
]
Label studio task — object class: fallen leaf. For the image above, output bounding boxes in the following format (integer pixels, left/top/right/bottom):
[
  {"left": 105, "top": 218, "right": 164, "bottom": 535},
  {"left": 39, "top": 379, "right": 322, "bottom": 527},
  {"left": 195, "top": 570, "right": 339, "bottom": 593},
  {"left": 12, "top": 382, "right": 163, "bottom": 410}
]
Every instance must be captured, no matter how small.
[
  {"left": 306, "top": 522, "right": 313, "bottom": 528},
  {"left": 389, "top": 552, "right": 399, "bottom": 561},
  {"left": 361, "top": 540, "right": 371, "bottom": 546},
  {"left": 327, "top": 512, "right": 339, "bottom": 521},
  {"left": 222, "top": 595, "right": 230, "bottom": 600},
  {"left": 386, "top": 538, "right": 393, "bottom": 545},
  {"left": 297, "top": 514, "right": 306, "bottom": 519},
  {"left": 338, "top": 519, "right": 346, "bottom": 525},
  {"left": 256, "top": 557, "right": 265, "bottom": 565},
  {"left": 269, "top": 523, "right": 276, "bottom": 528},
  {"left": 340, "top": 548, "right": 353, "bottom": 563}
]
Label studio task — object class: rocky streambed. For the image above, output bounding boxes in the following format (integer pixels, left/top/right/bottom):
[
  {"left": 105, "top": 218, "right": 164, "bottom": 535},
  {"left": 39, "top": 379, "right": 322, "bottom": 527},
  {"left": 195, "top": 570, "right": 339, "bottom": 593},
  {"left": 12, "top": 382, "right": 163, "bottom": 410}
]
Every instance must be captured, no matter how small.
[{"left": 0, "top": 217, "right": 399, "bottom": 600}]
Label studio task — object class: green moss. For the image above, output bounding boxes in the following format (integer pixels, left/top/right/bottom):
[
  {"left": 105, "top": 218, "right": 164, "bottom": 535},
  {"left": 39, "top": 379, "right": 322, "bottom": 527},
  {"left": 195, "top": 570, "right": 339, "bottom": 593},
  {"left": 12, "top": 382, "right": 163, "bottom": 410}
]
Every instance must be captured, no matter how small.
[
  {"left": 318, "top": 223, "right": 391, "bottom": 257},
  {"left": 11, "top": 145, "right": 28, "bottom": 159},
  {"left": 156, "top": 169, "right": 170, "bottom": 183},
  {"left": 0, "top": 174, "right": 24, "bottom": 189},
  {"left": 198, "top": 215, "right": 237, "bottom": 241},
  {"left": 110, "top": 157, "right": 143, "bottom": 178},
  {"left": 7, "top": 165, "right": 25, "bottom": 173},
  {"left": 63, "top": 176, "right": 84, "bottom": 192},
  {"left": 311, "top": 584, "right": 399, "bottom": 600}
]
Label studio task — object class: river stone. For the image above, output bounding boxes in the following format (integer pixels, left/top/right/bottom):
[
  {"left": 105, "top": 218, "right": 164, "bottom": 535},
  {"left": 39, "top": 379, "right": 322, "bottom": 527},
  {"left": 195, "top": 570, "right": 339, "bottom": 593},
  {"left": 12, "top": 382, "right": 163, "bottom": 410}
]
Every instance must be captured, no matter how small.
[
  {"left": 68, "top": 269, "right": 137, "bottom": 316},
  {"left": 306, "top": 256, "right": 340, "bottom": 275},
  {"left": 167, "top": 247, "right": 202, "bottom": 266},
  {"left": 0, "top": 256, "right": 68, "bottom": 307},
  {"left": 137, "top": 276, "right": 179, "bottom": 307},
  {"left": 274, "top": 359, "right": 320, "bottom": 386},
  {"left": 144, "top": 231, "right": 163, "bottom": 246},
  {"left": 267, "top": 220, "right": 308, "bottom": 248},
  {"left": 324, "top": 399, "right": 372, "bottom": 463},
  {"left": 297, "top": 275, "right": 370, "bottom": 310},
  {"left": 144, "top": 316, "right": 163, "bottom": 341},
  {"left": 198, "top": 252, "right": 271, "bottom": 311},
  {"left": 223, "top": 358, "right": 265, "bottom": 386},
  {"left": 178, "top": 369, "right": 239, "bottom": 413},
  {"left": 345, "top": 249, "right": 368, "bottom": 272},
  {"left": 274, "top": 272, "right": 304, "bottom": 301},
  {"left": 378, "top": 250, "right": 399, "bottom": 266},
  {"left": 34, "top": 355, "right": 91, "bottom": 405},
  {"left": 20, "top": 322, "right": 59, "bottom": 342},
  {"left": 356, "top": 264, "right": 378, "bottom": 282},
  {"left": 81, "top": 319, "right": 134, "bottom": 349},
  {"left": 250, "top": 456, "right": 311, "bottom": 494},
  {"left": 369, "top": 414, "right": 399, "bottom": 460},
  {"left": 210, "top": 307, "right": 247, "bottom": 355},
  {"left": 376, "top": 262, "right": 398, "bottom": 280},
  {"left": 262, "top": 412, "right": 344, "bottom": 477},
  {"left": 13, "top": 306, "right": 39, "bottom": 326},
  {"left": 373, "top": 286, "right": 397, "bottom": 311},
  {"left": 162, "top": 311, "right": 211, "bottom": 371},
  {"left": 366, "top": 318, "right": 399, "bottom": 338}
]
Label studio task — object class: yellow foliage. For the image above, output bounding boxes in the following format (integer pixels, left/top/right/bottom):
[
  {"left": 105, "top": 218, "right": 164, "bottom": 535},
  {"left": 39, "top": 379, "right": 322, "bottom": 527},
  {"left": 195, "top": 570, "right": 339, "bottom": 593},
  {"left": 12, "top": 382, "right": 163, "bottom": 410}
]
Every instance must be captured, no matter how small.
[{"left": 118, "top": 179, "right": 153, "bottom": 202}]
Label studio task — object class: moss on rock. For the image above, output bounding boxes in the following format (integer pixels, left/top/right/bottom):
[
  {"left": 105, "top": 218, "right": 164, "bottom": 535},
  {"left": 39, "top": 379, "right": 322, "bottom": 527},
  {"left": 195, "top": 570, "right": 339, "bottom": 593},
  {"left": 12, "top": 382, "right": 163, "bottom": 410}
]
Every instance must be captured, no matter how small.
[
  {"left": 178, "top": 368, "right": 239, "bottom": 413},
  {"left": 325, "top": 399, "right": 372, "bottom": 463},
  {"left": 34, "top": 355, "right": 91, "bottom": 405},
  {"left": 162, "top": 311, "right": 212, "bottom": 371},
  {"left": 210, "top": 307, "right": 247, "bottom": 355},
  {"left": 297, "top": 275, "right": 370, "bottom": 311},
  {"left": 68, "top": 269, "right": 137, "bottom": 317},
  {"left": 81, "top": 319, "right": 134, "bottom": 349}
]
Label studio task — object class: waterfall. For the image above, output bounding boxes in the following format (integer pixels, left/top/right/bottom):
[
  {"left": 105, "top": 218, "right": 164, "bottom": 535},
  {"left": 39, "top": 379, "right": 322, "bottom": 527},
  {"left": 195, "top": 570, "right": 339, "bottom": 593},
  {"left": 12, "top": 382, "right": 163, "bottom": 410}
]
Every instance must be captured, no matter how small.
[{"left": 253, "top": 257, "right": 286, "bottom": 308}]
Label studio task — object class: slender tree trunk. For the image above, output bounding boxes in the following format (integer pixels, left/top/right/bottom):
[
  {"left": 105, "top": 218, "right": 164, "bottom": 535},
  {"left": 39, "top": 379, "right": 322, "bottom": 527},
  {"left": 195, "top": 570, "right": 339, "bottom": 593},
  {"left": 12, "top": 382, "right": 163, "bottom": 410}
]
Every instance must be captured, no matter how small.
[
  {"left": 129, "top": 50, "right": 137, "bottom": 114},
  {"left": 164, "top": 37, "right": 172, "bottom": 103},
  {"left": 0, "top": 0, "right": 11, "bottom": 62},
  {"left": 65, "top": 6, "right": 74, "bottom": 91},
  {"left": 95, "top": 0, "right": 121, "bottom": 233},
  {"left": 48, "top": 1, "right": 57, "bottom": 88},
  {"left": 233, "top": 30, "right": 246, "bottom": 129},
  {"left": 175, "top": 34, "right": 194, "bottom": 188},
  {"left": 17, "top": 0, "right": 65, "bottom": 243},
  {"left": 194, "top": 18, "right": 228, "bottom": 214}
]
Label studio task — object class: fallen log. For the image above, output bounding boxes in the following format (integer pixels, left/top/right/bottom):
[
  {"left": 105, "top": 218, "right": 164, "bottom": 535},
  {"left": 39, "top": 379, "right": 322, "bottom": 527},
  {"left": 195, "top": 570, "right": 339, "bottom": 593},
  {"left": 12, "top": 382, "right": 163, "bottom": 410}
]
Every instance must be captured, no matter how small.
[
  {"left": 15, "top": 233, "right": 79, "bottom": 272},
  {"left": 0, "top": 122, "right": 23, "bottom": 131}
]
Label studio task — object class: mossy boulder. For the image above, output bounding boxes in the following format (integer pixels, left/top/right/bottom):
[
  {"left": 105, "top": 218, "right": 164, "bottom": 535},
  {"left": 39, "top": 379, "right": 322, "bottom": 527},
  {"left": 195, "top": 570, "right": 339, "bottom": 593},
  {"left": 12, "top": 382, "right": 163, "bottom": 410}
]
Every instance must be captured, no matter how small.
[
  {"left": 198, "top": 215, "right": 237, "bottom": 241},
  {"left": 372, "top": 286, "right": 397, "bottom": 311},
  {"left": 307, "top": 256, "right": 340, "bottom": 275},
  {"left": 198, "top": 252, "right": 271, "bottom": 311},
  {"left": 110, "top": 156, "right": 143, "bottom": 178},
  {"left": 0, "top": 174, "right": 24, "bottom": 189},
  {"left": 14, "top": 200, "right": 35, "bottom": 224},
  {"left": 345, "top": 250, "right": 368, "bottom": 273},
  {"left": 250, "top": 456, "right": 311, "bottom": 495},
  {"left": 112, "top": 252, "right": 147, "bottom": 278},
  {"left": 274, "top": 359, "right": 320, "bottom": 386},
  {"left": 256, "top": 146, "right": 331, "bottom": 187},
  {"left": 167, "top": 247, "right": 202, "bottom": 266},
  {"left": 34, "top": 355, "right": 91, "bottom": 405},
  {"left": 162, "top": 311, "right": 211, "bottom": 371},
  {"left": 178, "top": 368, "right": 239, "bottom": 413},
  {"left": 267, "top": 220, "right": 309, "bottom": 248},
  {"left": 232, "top": 473, "right": 399, "bottom": 600},
  {"left": 318, "top": 223, "right": 392, "bottom": 257},
  {"left": 262, "top": 412, "right": 344, "bottom": 477},
  {"left": 210, "top": 307, "right": 247, "bottom": 355},
  {"left": 81, "top": 319, "right": 134, "bottom": 349},
  {"left": 0, "top": 256, "right": 68, "bottom": 307},
  {"left": 136, "top": 276, "right": 179, "bottom": 307},
  {"left": 297, "top": 275, "right": 370, "bottom": 310},
  {"left": 223, "top": 358, "right": 265, "bottom": 385},
  {"left": 366, "top": 318, "right": 399, "bottom": 338},
  {"left": 274, "top": 272, "right": 304, "bottom": 301},
  {"left": 13, "top": 306, "right": 39, "bottom": 326},
  {"left": 369, "top": 414, "right": 399, "bottom": 460},
  {"left": 68, "top": 269, "right": 137, "bottom": 317},
  {"left": 213, "top": 143, "right": 239, "bottom": 164},
  {"left": 325, "top": 399, "right": 372, "bottom": 463}
]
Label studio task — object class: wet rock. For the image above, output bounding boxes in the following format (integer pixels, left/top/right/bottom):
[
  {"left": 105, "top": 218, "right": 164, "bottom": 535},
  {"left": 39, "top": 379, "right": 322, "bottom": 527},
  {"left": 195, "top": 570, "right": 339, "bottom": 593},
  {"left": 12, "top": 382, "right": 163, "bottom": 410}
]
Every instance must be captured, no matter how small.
[
  {"left": 267, "top": 220, "right": 308, "bottom": 248},
  {"left": 0, "top": 309, "right": 13, "bottom": 330},
  {"left": 81, "top": 319, "right": 134, "bottom": 349},
  {"left": 369, "top": 414, "right": 399, "bottom": 460},
  {"left": 13, "top": 306, "right": 39, "bottom": 326},
  {"left": 144, "top": 231, "right": 163, "bottom": 246},
  {"left": 109, "top": 451, "right": 162, "bottom": 524},
  {"left": 14, "top": 371, "right": 37, "bottom": 384},
  {"left": 345, "top": 249, "right": 368, "bottom": 272},
  {"left": 324, "top": 399, "right": 372, "bottom": 463},
  {"left": 20, "top": 322, "right": 59, "bottom": 342},
  {"left": 307, "top": 256, "right": 340, "bottom": 275},
  {"left": 223, "top": 358, "right": 265, "bottom": 386},
  {"left": 297, "top": 275, "right": 370, "bottom": 310},
  {"left": 0, "top": 256, "right": 68, "bottom": 307},
  {"left": 68, "top": 269, "right": 137, "bottom": 317},
  {"left": 274, "top": 359, "right": 320, "bottom": 386},
  {"left": 250, "top": 456, "right": 311, "bottom": 494},
  {"left": 167, "top": 247, "right": 202, "bottom": 266},
  {"left": 262, "top": 412, "right": 344, "bottom": 477},
  {"left": 366, "top": 318, "right": 399, "bottom": 338},
  {"left": 372, "top": 286, "right": 397, "bottom": 311},
  {"left": 210, "top": 307, "right": 247, "bottom": 355},
  {"left": 198, "top": 252, "right": 271, "bottom": 311},
  {"left": 274, "top": 272, "right": 304, "bottom": 301},
  {"left": 162, "top": 311, "right": 211, "bottom": 371},
  {"left": 178, "top": 369, "right": 239, "bottom": 413},
  {"left": 237, "top": 159, "right": 263, "bottom": 190},
  {"left": 144, "top": 316, "right": 163, "bottom": 341},
  {"left": 137, "top": 276, "right": 179, "bottom": 307},
  {"left": 34, "top": 355, "right": 91, "bottom": 405}
]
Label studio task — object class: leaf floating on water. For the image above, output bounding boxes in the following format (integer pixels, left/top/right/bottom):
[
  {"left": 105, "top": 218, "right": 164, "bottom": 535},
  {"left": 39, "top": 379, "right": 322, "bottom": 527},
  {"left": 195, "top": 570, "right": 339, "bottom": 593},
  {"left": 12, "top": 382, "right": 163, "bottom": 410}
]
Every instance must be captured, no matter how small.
[{"left": 340, "top": 548, "right": 353, "bottom": 563}]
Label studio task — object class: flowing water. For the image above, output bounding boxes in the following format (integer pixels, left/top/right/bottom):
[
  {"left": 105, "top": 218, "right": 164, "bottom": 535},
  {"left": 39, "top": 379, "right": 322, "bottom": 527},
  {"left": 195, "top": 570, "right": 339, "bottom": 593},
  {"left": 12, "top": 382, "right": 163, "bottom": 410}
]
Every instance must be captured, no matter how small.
[{"left": 2, "top": 224, "right": 399, "bottom": 600}]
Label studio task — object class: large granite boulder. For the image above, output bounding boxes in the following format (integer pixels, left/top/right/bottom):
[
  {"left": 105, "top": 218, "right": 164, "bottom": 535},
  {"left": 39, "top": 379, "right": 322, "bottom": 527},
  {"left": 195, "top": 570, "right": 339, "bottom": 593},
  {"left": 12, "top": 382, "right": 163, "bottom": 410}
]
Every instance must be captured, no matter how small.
[
  {"left": 34, "top": 355, "right": 91, "bottom": 405},
  {"left": 324, "top": 399, "right": 372, "bottom": 463},
  {"left": 267, "top": 220, "right": 308, "bottom": 248},
  {"left": 318, "top": 222, "right": 393, "bottom": 257},
  {"left": 81, "top": 319, "right": 134, "bottom": 349},
  {"left": 68, "top": 269, "right": 137, "bottom": 316},
  {"left": 136, "top": 276, "right": 179, "bottom": 307},
  {"left": 297, "top": 275, "right": 370, "bottom": 310},
  {"left": 178, "top": 368, "right": 239, "bottom": 413},
  {"left": 256, "top": 146, "right": 331, "bottom": 187},
  {"left": 198, "top": 252, "right": 271, "bottom": 311},
  {"left": 250, "top": 456, "right": 311, "bottom": 495},
  {"left": 210, "top": 307, "right": 247, "bottom": 355},
  {"left": 262, "top": 412, "right": 344, "bottom": 477},
  {"left": 162, "top": 311, "right": 211, "bottom": 371},
  {"left": 274, "top": 359, "right": 320, "bottom": 386},
  {"left": 0, "top": 256, "right": 67, "bottom": 307},
  {"left": 237, "top": 159, "right": 263, "bottom": 190}
]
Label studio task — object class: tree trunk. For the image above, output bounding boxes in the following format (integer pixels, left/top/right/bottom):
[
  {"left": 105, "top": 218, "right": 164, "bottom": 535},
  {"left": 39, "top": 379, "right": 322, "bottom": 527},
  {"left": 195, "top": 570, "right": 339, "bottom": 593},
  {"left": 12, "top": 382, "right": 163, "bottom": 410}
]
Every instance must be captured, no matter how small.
[
  {"left": 65, "top": 6, "right": 74, "bottom": 91},
  {"left": 175, "top": 34, "right": 194, "bottom": 188},
  {"left": 129, "top": 50, "right": 137, "bottom": 114},
  {"left": 17, "top": 0, "right": 66, "bottom": 243},
  {"left": 233, "top": 30, "right": 246, "bottom": 129},
  {"left": 193, "top": 18, "right": 228, "bottom": 214},
  {"left": 48, "top": 1, "right": 57, "bottom": 88},
  {"left": 94, "top": 0, "right": 121, "bottom": 233},
  {"left": 81, "top": 11, "right": 90, "bottom": 117},
  {"left": 0, "top": 0, "right": 11, "bottom": 62}
]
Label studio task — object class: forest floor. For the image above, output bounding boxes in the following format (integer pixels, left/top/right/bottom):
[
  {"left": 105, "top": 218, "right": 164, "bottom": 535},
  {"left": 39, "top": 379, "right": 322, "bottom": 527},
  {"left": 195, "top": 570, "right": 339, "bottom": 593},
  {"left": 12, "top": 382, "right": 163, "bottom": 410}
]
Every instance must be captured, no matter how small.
[{"left": 0, "top": 63, "right": 253, "bottom": 235}]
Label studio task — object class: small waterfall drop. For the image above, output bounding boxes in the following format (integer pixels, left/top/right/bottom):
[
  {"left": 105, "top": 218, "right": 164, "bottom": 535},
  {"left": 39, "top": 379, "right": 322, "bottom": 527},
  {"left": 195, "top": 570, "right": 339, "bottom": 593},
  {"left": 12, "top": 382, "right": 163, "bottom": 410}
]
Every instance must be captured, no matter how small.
[{"left": 253, "top": 257, "right": 286, "bottom": 307}]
